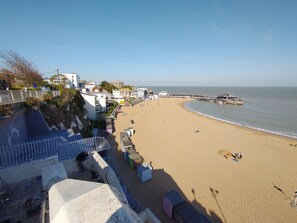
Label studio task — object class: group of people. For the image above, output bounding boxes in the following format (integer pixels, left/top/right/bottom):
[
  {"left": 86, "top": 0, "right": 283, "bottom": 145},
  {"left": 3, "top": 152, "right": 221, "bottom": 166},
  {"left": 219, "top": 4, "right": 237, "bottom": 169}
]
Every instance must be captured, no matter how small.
[
  {"left": 232, "top": 152, "right": 243, "bottom": 160},
  {"left": 223, "top": 151, "right": 243, "bottom": 161}
]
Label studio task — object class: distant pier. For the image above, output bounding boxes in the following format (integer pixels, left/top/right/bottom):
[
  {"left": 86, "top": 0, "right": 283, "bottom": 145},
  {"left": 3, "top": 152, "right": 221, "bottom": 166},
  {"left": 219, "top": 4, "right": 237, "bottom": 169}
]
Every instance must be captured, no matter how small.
[{"left": 168, "top": 93, "right": 213, "bottom": 101}]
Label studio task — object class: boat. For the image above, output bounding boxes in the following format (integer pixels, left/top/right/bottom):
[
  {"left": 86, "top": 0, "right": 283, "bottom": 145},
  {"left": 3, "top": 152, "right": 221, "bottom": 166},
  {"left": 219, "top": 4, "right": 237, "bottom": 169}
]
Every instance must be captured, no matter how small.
[{"left": 214, "top": 92, "right": 243, "bottom": 105}]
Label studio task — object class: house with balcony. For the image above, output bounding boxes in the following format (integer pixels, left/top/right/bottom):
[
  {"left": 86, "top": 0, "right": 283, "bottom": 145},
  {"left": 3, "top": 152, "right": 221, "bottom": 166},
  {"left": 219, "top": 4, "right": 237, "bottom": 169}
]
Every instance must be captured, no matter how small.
[
  {"left": 81, "top": 92, "right": 107, "bottom": 121},
  {"left": 47, "top": 73, "right": 80, "bottom": 89},
  {"left": 112, "top": 89, "right": 133, "bottom": 99},
  {"left": 62, "top": 73, "right": 80, "bottom": 89}
]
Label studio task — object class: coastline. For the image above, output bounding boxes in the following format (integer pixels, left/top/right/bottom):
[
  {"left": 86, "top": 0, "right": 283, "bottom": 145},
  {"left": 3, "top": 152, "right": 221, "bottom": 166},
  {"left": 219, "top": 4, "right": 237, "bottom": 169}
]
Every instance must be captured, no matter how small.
[
  {"left": 113, "top": 98, "right": 297, "bottom": 223},
  {"left": 182, "top": 100, "right": 297, "bottom": 140}
]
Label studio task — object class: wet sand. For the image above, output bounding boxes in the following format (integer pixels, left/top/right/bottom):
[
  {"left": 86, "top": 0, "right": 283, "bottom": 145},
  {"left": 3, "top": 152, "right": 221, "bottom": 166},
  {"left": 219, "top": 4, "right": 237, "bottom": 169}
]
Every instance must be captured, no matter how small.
[{"left": 112, "top": 98, "right": 297, "bottom": 223}]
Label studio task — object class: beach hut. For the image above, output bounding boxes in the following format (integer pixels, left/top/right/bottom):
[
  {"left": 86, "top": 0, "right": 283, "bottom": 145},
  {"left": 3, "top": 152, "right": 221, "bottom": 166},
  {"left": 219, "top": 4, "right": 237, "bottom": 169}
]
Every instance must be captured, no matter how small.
[
  {"left": 124, "top": 128, "right": 135, "bottom": 137},
  {"left": 120, "top": 132, "right": 130, "bottom": 141},
  {"left": 120, "top": 138, "right": 133, "bottom": 153},
  {"left": 126, "top": 127, "right": 135, "bottom": 136},
  {"left": 173, "top": 201, "right": 197, "bottom": 223},
  {"left": 124, "top": 147, "right": 135, "bottom": 160},
  {"left": 124, "top": 148, "right": 136, "bottom": 163},
  {"left": 120, "top": 132, "right": 133, "bottom": 152},
  {"left": 128, "top": 152, "right": 143, "bottom": 169},
  {"left": 106, "top": 118, "right": 114, "bottom": 134},
  {"left": 124, "top": 129, "right": 131, "bottom": 137},
  {"left": 162, "top": 190, "right": 184, "bottom": 219},
  {"left": 137, "top": 163, "right": 153, "bottom": 183}
]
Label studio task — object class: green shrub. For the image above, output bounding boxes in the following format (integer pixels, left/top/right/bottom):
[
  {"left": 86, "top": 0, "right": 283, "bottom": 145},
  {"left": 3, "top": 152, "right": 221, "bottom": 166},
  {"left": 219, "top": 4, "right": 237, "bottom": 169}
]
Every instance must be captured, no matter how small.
[
  {"left": 80, "top": 126, "right": 94, "bottom": 138},
  {"left": 73, "top": 91, "right": 85, "bottom": 112},
  {"left": 43, "top": 93, "right": 53, "bottom": 102},
  {"left": 0, "top": 105, "right": 13, "bottom": 116},
  {"left": 25, "top": 97, "right": 41, "bottom": 107}
]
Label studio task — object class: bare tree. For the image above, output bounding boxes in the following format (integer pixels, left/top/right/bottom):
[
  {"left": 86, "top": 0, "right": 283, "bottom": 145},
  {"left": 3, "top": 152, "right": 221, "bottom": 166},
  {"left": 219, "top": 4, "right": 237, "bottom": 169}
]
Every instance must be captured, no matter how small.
[{"left": 0, "top": 51, "right": 43, "bottom": 88}]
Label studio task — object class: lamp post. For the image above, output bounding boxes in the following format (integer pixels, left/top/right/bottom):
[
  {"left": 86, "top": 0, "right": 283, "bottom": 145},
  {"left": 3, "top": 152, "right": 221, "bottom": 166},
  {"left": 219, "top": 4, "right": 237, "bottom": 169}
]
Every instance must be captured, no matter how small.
[{"left": 56, "top": 68, "right": 60, "bottom": 85}]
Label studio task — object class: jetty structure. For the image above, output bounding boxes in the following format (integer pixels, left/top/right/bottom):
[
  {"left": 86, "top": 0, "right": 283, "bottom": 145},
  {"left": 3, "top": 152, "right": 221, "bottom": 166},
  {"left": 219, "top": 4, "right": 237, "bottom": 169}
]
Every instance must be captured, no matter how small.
[
  {"left": 162, "top": 91, "right": 243, "bottom": 105},
  {"left": 213, "top": 92, "right": 244, "bottom": 105}
]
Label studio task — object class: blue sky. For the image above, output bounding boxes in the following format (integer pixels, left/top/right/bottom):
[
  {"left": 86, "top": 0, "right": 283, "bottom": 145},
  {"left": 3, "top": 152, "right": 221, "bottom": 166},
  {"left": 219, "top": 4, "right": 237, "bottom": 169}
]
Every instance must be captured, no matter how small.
[{"left": 1, "top": 0, "right": 297, "bottom": 86}]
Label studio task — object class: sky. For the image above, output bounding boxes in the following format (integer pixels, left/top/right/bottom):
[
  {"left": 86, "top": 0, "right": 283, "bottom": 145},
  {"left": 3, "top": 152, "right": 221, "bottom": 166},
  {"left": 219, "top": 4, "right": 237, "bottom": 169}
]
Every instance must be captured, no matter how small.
[{"left": 0, "top": 0, "right": 297, "bottom": 86}]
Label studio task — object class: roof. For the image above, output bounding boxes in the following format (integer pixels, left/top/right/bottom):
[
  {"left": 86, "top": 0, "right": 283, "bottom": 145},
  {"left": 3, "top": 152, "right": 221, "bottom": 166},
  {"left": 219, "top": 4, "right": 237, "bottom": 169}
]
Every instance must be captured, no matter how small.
[{"left": 49, "top": 179, "right": 142, "bottom": 223}]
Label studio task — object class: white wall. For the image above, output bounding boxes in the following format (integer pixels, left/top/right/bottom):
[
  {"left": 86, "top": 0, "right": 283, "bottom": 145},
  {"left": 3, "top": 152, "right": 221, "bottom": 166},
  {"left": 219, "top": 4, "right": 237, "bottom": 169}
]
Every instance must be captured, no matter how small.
[
  {"left": 112, "top": 89, "right": 121, "bottom": 99},
  {"left": 81, "top": 93, "right": 97, "bottom": 120},
  {"left": 0, "top": 156, "right": 59, "bottom": 184},
  {"left": 62, "top": 73, "right": 80, "bottom": 89},
  {"left": 93, "top": 92, "right": 107, "bottom": 112}
]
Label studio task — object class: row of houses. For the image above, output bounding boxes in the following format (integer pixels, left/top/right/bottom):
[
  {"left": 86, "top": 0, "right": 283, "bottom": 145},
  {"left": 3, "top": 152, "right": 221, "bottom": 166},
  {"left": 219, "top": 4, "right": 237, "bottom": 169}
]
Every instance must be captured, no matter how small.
[
  {"left": 45, "top": 73, "right": 151, "bottom": 121},
  {"left": 81, "top": 88, "right": 149, "bottom": 121}
]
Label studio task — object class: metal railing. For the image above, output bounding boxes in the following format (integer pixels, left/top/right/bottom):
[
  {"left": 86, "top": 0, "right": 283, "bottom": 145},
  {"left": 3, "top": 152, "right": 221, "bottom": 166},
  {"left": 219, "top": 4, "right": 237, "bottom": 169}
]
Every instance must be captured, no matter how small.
[
  {"left": 0, "top": 136, "right": 110, "bottom": 168},
  {"left": 0, "top": 90, "right": 60, "bottom": 105}
]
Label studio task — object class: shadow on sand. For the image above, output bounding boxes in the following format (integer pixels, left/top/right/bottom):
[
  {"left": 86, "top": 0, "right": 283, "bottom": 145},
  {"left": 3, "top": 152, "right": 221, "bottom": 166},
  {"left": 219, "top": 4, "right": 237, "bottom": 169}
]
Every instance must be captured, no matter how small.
[{"left": 103, "top": 133, "right": 224, "bottom": 223}]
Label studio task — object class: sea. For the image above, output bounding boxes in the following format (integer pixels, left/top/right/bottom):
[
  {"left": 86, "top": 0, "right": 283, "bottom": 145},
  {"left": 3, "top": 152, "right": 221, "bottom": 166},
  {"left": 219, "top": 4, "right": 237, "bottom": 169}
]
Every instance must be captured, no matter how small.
[{"left": 144, "top": 86, "right": 297, "bottom": 139}]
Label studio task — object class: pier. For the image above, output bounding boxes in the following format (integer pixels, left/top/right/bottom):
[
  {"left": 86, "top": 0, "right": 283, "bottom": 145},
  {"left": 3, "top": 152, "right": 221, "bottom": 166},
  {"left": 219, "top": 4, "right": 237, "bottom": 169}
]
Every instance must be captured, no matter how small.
[{"left": 168, "top": 93, "right": 213, "bottom": 101}]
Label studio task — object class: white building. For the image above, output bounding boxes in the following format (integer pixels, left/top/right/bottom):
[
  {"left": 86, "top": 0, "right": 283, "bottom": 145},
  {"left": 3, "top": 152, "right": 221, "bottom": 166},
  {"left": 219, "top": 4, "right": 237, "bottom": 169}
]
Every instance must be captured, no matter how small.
[
  {"left": 62, "top": 73, "right": 80, "bottom": 89},
  {"left": 50, "top": 74, "right": 68, "bottom": 86},
  {"left": 81, "top": 92, "right": 107, "bottom": 120},
  {"left": 136, "top": 88, "right": 147, "bottom": 98},
  {"left": 112, "top": 89, "right": 122, "bottom": 99},
  {"left": 129, "top": 88, "right": 147, "bottom": 98},
  {"left": 112, "top": 89, "right": 133, "bottom": 99},
  {"left": 48, "top": 73, "right": 80, "bottom": 89},
  {"left": 158, "top": 91, "right": 169, "bottom": 97},
  {"left": 84, "top": 81, "right": 96, "bottom": 92}
]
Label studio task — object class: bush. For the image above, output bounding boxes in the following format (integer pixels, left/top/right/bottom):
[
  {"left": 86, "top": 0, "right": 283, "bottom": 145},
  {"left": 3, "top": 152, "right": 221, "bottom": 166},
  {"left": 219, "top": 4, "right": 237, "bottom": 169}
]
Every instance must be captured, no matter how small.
[
  {"left": 73, "top": 91, "right": 85, "bottom": 113},
  {"left": 90, "top": 120, "right": 106, "bottom": 130},
  {"left": 25, "top": 97, "right": 41, "bottom": 107},
  {"left": 43, "top": 93, "right": 53, "bottom": 102},
  {"left": 106, "top": 101, "right": 119, "bottom": 117},
  {"left": 0, "top": 105, "right": 13, "bottom": 116},
  {"left": 80, "top": 126, "right": 94, "bottom": 138},
  {"left": 56, "top": 88, "right": 78, "bottom": 108}
]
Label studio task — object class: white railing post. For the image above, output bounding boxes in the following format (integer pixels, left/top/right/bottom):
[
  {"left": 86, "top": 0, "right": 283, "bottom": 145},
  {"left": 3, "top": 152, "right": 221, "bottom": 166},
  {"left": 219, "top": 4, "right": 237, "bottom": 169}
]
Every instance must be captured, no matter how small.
[
  {"left": 21, "top": 90, "right": 24, "bottom": 100},
  {"left": 10, "top": 90, "right": 14, "bottom": 102}
]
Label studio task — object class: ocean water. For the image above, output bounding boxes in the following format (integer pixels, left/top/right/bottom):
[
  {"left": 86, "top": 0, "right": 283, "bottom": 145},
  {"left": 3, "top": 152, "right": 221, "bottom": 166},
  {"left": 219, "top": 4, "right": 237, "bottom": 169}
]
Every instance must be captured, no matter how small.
[{"left": 144, "top": 86, "right": 297, "bottom": 139}]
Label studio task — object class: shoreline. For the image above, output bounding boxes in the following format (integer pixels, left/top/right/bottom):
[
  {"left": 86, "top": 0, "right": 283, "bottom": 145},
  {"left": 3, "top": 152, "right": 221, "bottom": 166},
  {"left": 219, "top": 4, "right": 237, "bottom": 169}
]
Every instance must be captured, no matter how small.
[
  {"left": 182, "top": 100, "right": 297, "bottom": 140},
  {"left": 113, "top": 98, "right": 297, "bottom": 222}
]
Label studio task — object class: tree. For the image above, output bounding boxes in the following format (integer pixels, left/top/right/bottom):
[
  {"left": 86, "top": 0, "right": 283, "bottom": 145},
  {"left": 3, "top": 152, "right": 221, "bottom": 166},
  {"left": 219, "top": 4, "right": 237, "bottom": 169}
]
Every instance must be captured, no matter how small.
[
  {"left": 100, "top": 80, "right": 116, "bottom": 93},
  {"left": 0, "top": 51, "right": 43, "bottom": 88},
  {"left": 122, "top": 85, "right": 133, "bottom": 90}
]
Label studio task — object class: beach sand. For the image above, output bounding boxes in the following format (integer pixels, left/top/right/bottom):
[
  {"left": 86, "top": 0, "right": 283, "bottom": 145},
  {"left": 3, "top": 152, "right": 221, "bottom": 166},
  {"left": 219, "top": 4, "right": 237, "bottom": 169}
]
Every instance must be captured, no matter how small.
[{"left": 111, "top": 98, "right": 297, "bottom": 223}]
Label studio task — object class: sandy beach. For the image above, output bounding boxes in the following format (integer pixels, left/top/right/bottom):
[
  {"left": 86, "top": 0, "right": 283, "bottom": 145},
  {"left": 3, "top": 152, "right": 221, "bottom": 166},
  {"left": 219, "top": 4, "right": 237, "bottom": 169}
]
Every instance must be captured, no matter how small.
[{"left": 111, "top": 98, "right": 297, "bottom": 223}]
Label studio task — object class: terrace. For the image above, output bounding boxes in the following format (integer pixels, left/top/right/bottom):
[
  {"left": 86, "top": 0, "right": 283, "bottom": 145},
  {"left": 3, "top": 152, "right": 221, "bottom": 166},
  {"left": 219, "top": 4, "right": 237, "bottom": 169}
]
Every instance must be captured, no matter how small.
[{"left": 0, "top": 152, "right": 160, "bottom": 223}]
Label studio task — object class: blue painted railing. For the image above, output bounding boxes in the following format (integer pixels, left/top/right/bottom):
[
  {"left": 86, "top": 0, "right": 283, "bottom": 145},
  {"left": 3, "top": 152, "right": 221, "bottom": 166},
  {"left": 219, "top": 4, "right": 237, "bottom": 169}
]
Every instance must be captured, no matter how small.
[{"left": 0, "top": 136, "right": 110, "bottom": 168}]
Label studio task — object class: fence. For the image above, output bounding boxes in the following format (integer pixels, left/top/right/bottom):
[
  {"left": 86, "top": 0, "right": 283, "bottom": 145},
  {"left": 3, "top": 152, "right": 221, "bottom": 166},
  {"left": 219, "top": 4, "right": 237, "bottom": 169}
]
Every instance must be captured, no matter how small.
[
  {"left": 0, "top": 136, "right": 110, "bottom": 168},
  {"left": 0, "top": 90, "right": 60, "bottom": 105}
]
